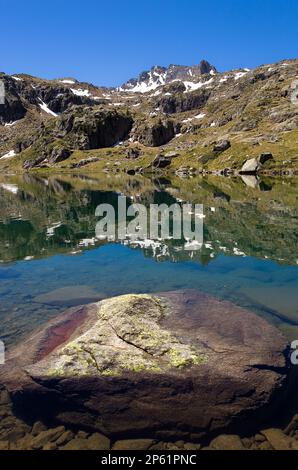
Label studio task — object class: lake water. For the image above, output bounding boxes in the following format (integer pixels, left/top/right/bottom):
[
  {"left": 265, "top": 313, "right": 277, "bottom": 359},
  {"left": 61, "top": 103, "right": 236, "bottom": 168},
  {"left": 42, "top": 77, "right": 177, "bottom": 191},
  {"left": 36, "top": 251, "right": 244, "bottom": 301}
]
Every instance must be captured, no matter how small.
[{"left": 0, "top": 173, "right": 297, "bottom": 349}]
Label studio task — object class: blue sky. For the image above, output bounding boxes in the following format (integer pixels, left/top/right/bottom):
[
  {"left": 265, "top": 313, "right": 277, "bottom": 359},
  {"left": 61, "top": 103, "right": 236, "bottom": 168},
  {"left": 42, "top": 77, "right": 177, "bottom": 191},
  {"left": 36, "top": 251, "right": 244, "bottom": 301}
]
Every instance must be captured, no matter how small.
[{"left": 1, "top": 0, "right": 297, "bottom": 87}]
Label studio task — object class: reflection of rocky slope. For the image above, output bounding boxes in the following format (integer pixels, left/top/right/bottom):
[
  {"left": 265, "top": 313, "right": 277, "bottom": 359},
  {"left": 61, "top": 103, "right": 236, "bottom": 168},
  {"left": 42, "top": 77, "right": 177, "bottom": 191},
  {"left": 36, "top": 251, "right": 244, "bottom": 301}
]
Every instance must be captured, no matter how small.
[
  {"left": 0, "top": 58, "right": 298, "bottom": 173},
  {"left": 0, "top": 174, "right": 297, "bottom": 265},
  {"left": 1, "top": 290, "right": 289, "bottom": 440}
]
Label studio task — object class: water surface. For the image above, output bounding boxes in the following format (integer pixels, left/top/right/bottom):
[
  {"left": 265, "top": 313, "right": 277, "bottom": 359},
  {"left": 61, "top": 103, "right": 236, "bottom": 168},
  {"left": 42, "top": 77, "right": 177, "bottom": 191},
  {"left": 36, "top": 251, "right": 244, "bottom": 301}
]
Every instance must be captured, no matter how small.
[{"left": 0, "top": 173, "right": 297, "bottom": 347}]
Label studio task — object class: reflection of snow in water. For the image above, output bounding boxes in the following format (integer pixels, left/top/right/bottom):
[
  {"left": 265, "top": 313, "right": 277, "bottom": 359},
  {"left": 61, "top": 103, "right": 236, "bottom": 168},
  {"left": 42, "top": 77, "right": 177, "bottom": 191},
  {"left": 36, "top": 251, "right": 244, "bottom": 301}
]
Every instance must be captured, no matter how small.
[
  {"left": 0, "top": 183, "right": 18, "bottom": 194},
  {"left": 79, "top": 238, "right": 96, "bottom": 247},
  {"left": 122, "top": 238, "right": 169, "bottom": 258},
  {"left": 233, "top": 247, "right": 247, "bottom": 257},
  {"left": 0, "top": 150, "right": 16, "bottom": 160},
  {"left": 46, "top": 222, "right": 62, "bottom": 237}
]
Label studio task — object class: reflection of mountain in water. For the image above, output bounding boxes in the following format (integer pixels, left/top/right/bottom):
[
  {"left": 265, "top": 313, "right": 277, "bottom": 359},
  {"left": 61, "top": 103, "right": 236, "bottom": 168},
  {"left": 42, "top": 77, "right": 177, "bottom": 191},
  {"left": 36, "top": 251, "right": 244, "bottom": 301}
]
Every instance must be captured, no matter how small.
[{"left": 0, "top": 173, "right": 297, "bottom": 265}]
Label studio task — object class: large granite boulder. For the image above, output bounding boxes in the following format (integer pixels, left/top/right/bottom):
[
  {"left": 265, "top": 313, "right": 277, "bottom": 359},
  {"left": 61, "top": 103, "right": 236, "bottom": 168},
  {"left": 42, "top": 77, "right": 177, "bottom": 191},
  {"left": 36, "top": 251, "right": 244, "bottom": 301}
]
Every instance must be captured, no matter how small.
[
  {"left": 240, "top": 153, "right": 273, "bottom": 174},
  {"left": 1, "top": 290, "right": 289, "bottom": 440}
]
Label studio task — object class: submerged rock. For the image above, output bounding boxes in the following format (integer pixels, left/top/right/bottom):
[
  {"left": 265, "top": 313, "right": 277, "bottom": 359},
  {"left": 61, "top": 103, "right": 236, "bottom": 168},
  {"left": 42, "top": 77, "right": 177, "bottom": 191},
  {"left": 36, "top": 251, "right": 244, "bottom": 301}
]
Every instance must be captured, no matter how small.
[
  {"left": 33, "top": 285, "right": 105, "bottom": 307},
  {"left": 1, "top": 290, "right": 289, "bottom": 440}
]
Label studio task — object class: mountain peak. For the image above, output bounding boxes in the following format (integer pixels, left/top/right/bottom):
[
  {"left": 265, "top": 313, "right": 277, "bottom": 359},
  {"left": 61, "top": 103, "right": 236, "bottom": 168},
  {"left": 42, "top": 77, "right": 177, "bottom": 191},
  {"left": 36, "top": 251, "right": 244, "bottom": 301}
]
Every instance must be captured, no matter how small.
[
  {"left": 119, "top": 60, "right": 217, "bottom": 93},
  {"left": 198, "top": 59, "right": 216, "bottom": 74}
]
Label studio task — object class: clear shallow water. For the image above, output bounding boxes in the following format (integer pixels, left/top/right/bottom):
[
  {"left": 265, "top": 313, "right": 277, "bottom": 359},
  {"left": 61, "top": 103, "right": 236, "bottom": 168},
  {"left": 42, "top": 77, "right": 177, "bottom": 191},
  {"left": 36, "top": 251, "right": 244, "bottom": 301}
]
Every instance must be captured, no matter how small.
[{"left": 0, "top": 173, "right": 297, "bottom": 348}]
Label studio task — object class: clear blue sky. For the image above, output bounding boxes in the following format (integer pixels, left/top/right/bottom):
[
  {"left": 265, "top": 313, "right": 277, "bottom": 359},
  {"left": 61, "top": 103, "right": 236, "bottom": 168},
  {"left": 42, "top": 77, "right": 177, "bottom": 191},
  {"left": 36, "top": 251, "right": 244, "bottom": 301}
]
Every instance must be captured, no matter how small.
[{"left": 1, "top": 0, "right": 297, "bottom": 87}]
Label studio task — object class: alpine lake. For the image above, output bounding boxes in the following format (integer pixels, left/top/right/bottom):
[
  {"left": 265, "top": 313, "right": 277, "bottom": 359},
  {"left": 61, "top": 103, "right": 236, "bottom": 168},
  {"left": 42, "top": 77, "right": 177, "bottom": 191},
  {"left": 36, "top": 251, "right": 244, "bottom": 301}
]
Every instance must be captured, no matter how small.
[{"left": 0, "top": 172, "right": 297, "bottom": 348}]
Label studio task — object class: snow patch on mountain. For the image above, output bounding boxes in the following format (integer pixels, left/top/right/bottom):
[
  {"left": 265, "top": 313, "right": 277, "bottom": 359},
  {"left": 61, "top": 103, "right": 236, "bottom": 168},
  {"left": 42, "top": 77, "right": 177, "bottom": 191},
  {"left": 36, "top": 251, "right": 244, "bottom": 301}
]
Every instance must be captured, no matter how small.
[
  {"left": 182, "top": 77, "right": 214, "bottom": 92},
  {"left": 195, "top": 113, "right": 206, "bottom": 119},
  {"left": 182, "top": 112, "right": 206, "bottom": 123},
  {"left": 119, "top": 61, "right": 217, "bottom": 94},
  {"left": 4, "top": 121, "right": 18, "bottom": 127},
  {"left": 119, "top": 69, "right": 166, "bottom": 93},
  {"left": 60, "top": 79, "right": 75, "bottom": 84},
  {"left": 38, "top": 99, "right": 58, "bottom": 117},
  {"left": 71, "top": 88, "right": 91, "bottom": 97},
  {"left": 120, "top": 74, "right": 214, "bottom": 93},
  {"left": 234, "top": 71, "right": 248, "bottom": 80},
  {"left": 0, "top": 150, "right": 16, "bottom": 160}
]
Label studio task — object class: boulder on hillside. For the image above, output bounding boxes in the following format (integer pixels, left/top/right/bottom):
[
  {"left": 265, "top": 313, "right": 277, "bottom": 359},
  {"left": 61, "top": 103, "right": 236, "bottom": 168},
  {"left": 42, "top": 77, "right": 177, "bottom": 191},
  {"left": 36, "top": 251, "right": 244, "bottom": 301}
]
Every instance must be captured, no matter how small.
[
  {"left": 70, "top": 156, "right": 100, "bottom": 168},
  {"left": 48, "top": 146, "right": 71, "bottom": 164},
  {"left": 1, "top": 290, "right": 290, "bottom": 440},
  {"left": 22, "top": 144, "right": 71, "bottom": 169},
  {"left": 240, "top": 152, "right": 273, "bottom": 174},
  {"left": 151, "top": 154, "right": 172, "bottom": 169},
  {"left": 213, "top": 140, "right": 231, "bottom": 152},
  {"left": 150, "top": 151, "right": 179, "bottom": 170}
]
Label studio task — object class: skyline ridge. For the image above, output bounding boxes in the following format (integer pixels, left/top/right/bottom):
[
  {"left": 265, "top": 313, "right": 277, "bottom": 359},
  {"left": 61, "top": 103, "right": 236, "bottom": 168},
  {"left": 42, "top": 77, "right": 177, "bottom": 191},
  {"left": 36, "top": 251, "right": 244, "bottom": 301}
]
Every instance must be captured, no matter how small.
[{"left": 4, "top": 55, "right": 297, "bottom": 89}]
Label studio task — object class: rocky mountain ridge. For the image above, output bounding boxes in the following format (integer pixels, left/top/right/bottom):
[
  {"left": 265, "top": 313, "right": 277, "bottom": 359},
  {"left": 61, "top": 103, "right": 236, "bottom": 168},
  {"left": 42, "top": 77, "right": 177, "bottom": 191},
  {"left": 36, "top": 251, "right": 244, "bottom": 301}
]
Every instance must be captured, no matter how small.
[
  {"left": 118, "top": 59, "right": 217, "bottom": 92},
  {"left": 0, "top": 58, "right": 297, "bottom": 174}
]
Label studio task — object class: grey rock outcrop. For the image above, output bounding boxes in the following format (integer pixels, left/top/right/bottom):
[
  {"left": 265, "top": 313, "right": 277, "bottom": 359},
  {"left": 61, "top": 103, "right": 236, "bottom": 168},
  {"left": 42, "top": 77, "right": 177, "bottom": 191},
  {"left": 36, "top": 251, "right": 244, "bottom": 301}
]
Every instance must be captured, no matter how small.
[
  {"left": 133, "top": 118, "right": 175, "bottom": 146},
  {"left": 55, "top": 107, "right": 133, "bottom": 150},
  {"left": 157, "top": 89, "right": 210, "bottom": 114},
  {"left": 0, "top": 76, "right": 27, "bottom": 124}
]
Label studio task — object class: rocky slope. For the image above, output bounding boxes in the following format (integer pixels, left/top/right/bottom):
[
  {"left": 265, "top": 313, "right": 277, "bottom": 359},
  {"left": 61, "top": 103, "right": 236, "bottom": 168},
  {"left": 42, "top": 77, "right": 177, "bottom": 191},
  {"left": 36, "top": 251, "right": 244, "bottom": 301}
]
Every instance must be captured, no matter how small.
[
  {"left": 0, "top": 290, "right": 290, "bottom": 441},
  {"left": 0, "top": 58, "right": 297, "bottom": 174}
]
